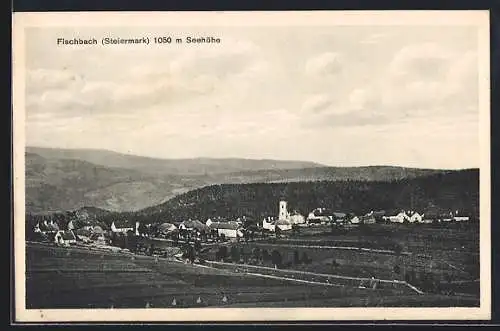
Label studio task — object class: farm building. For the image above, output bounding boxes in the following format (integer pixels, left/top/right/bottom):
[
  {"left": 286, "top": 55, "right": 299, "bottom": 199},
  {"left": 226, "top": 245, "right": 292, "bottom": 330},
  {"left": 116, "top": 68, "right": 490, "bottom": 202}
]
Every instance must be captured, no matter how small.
[
  {"left": 111, "top": 220, "right": 134, "bottom": 233},
  {"left": 54, "top": 230, "right": 77, "bottom": 245},
  {"left": 407, "top": 211, "right": 423, "bottom": 223},
  {"left": 307, "top": 208, "right": 332, "bottom": 224},
  {"left": 209, "top": 221, "right": 244, "bottom": 238}
]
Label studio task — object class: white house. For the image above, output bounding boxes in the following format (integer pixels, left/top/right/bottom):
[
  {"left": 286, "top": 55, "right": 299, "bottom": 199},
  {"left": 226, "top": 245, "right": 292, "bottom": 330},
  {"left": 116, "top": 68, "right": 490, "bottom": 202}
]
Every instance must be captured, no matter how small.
[
  {"left": 452, "top": 210, "right": 470, "bottom": 222},
  {"left": 111, "top": 220, "right": 134, "bottom": 233},
  {"left": 209, "top": 221, "right": 244, "bottom": 238},
  {"left": 275, "top": 219, "right": 293, "bottom": 231},
  {"left": 349, "top": 216, "right": 360, "bottom": 224},
  {"left": 54, "top": 230, "right": 77, "bottom": 245},
  {"left": 262, "top": 217, "right": 276, "bottom": 232},
  {"left": 307, "top": 208, "right": 332, "bottom": 224},
  {"left": 385, "top": 211, "right": 410, "bottom": 223},
  {"left": 289, "top": 213, "right": 306, "bottom": 225},
  {"left": 408, "top": 212, "right": 423, "bottom": 223}
]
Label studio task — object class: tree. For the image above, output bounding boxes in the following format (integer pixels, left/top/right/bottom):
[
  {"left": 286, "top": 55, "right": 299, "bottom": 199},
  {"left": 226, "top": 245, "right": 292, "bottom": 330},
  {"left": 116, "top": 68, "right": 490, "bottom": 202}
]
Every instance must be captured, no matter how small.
[
  {"left": 301, "top": 252, "right": 311, "bottom": 264},
  {"left": 230, "top": 246, "right": 240, "bottom": 263},
  {"left": 252, "top": 248, "right": 261, "bottom": 263},
  {"left": 194, "top": 240, "right": 202, "bottom": 253},
  {"left": 293, "top": 250, "right": 300, "bottom": 265},
  {"left": 271, "top": 250, "right": 282, "bottom": 268},
  {"left": 216, "top": 246, "right": 228, "bottom": 261},
  {"left": 262, "top": 249, "right": 270, "bottom": 262},
  {"left": 275, "top": 225, "right": 281, "bottom": 238}
]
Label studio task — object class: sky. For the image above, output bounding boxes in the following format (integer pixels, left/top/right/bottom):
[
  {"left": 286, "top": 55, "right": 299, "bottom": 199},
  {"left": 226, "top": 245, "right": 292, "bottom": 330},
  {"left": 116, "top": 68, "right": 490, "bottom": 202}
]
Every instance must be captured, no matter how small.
[{"left": 24, "top": 25, "right": 481, "bottom": 169}]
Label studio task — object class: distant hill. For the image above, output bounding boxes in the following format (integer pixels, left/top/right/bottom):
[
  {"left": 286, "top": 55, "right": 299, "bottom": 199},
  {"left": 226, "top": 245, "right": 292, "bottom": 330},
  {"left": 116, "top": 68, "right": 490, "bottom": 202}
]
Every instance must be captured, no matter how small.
[
  {"left": 25, "top": 152, "right": 209, "bottom": 213},
  {"left": 134, "top": 169, "right": 479, "bottom": 223},
  {"left": 217, "top": 166, "right": 448, "bottom": 184},
  {"left": 25, "top": 147, "right": 462, "bottom": 214},
  {"left": 26, "top": 147, "right": 324, "bottom": 176}
]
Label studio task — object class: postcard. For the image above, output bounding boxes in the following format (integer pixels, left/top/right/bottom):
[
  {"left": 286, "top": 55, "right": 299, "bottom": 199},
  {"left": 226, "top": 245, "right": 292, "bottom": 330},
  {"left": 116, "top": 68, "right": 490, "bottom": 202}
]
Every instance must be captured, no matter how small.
[{"left": 12, "top": 10, "right": 491, "bottom": 322}]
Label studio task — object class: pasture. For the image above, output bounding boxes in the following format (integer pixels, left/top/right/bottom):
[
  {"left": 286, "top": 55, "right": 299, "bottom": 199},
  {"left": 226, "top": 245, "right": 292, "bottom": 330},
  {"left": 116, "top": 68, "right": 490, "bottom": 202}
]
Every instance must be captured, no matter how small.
[{"left": 25, "top": 237, "right": 479, "bottom": 309}]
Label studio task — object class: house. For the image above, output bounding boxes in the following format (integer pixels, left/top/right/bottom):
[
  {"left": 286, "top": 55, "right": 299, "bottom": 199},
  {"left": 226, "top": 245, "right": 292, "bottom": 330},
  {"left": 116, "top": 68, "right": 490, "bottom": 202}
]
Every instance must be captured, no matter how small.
[
  {"left": 307, "top": 208, "right": 332, "bottom": 224},
  {"left": 441, "top": 213, "right": 453, "bottom": 222},
  {"left": 40, "top": 220, "right": 60, "bottom": 233},
  {"left": 332, "top": 212, "right": 347, "bottom": 222},
  {"left": 421, "top": 206, "right": 444, "bottom": 223},
  {"left": 360, "top": 213, "right": 376, "bottom": 224},
  {"left": 111, "top": 220, "right": 134, "bottom": 233},
  {"left": 408, "top": 211, "right": 423, "bottom": 223},
  {"left": 289, "top": 213, "right": 306, "bottom": 225},
  {"left": 262, "top": 217, "right": 275, "bottom": 231},
  {"left": 384, "top": 211, "right": 409, "bottom": 223},
  {"left": 275, "top": 219, "right": 293, "bottom": 231},
  {"left": 349, "top": 215, "right": 360, "bottom": 224},
  {"left": 452, "top": 210, "right": 470, "bottom": 222},
  {"left": 54, "top": 230, "right": 77, "bottom": 245},
  {"left": 372, "top": 210, "right": 386, "bottom": 222},
  {"left": 209, "top": 221, "right": 243, "bottom": 238}
]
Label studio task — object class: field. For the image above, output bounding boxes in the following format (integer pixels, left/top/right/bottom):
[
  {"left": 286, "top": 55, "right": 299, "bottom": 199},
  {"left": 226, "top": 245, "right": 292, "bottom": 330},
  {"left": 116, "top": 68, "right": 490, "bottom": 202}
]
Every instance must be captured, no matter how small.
[
  {"left": 25, "top": 222, "right": 480, "bottom": 309},
  {"left": 200, "top": 223, "right": 480, "bottom": 297}
]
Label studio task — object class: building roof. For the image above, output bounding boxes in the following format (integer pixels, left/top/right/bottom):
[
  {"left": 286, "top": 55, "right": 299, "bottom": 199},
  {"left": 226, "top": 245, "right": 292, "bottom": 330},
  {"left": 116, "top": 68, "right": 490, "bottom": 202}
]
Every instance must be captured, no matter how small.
[
  {"left": 47, "top": 222, "right": 60, "bottom": 231},
  {"left": 76, "top": 228, "right": 92, "bottom": 237},
  {"left": 159, "top": 223, "right": 177, "bottom": 233},
  {"left": 276, "top": 219, "right": 292, "bottom": 225},
  {"left": 182, "top": 220, "right": 209, "bottom": 231},
  {"left": 113, "top": 220, "right": 134, "bottom": 229},
  {"left": 209, "top": 221, "right": 240, "bottom": 230}
]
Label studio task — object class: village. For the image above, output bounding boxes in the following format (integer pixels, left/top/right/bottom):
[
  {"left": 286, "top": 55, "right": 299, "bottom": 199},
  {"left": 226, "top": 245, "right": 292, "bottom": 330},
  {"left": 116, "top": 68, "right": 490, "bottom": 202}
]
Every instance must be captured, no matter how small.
[{"left": 29, "top": 200, "right": 472, "bottom": 249}]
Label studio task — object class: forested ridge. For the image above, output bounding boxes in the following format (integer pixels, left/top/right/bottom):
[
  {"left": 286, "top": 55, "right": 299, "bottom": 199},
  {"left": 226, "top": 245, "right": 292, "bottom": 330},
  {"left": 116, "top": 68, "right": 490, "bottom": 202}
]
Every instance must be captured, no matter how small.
[{"left": 134, "top": 169, "right": 479, "bottom": 222}]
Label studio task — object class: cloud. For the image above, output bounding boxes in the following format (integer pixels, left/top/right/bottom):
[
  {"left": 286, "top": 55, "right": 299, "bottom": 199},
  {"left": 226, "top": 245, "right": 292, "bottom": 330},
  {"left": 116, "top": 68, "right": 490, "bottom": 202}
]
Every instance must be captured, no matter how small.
[
  {"left": 359, "top": 33, "right": 389, "bottom": 45},
  {"left": 305, "top": 52, "right": 343, "bottom": 76},
  {"left": 300, "top": 42, "right": 478, "bottom": 130},
  {"left": 301, "top": 94, "right": 332, "bottom": 113}
]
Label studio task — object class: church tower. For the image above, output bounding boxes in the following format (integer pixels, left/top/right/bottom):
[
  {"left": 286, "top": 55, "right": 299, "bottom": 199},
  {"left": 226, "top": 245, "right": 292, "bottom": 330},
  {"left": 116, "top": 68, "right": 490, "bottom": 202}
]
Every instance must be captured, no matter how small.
[{"left": 279, "top": 200, "right": 288, "bottom": 221}]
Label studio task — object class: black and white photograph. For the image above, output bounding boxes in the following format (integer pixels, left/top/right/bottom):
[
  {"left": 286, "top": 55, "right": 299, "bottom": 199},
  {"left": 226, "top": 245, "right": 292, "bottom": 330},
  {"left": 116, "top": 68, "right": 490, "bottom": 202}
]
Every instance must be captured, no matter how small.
[{"left": 12, "top": 11, "right": 491, "bottom": 322}]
